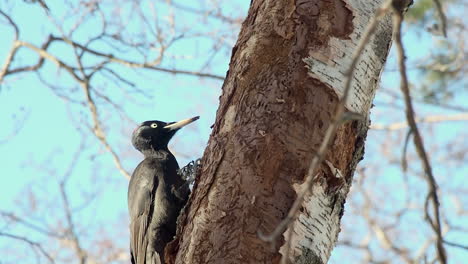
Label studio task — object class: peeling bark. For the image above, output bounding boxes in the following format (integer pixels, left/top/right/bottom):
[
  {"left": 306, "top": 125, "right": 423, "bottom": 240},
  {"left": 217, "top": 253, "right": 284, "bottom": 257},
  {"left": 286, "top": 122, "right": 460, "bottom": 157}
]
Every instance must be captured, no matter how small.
[{"left": 166, "top": 0, "right": 393, "bottom": 263}]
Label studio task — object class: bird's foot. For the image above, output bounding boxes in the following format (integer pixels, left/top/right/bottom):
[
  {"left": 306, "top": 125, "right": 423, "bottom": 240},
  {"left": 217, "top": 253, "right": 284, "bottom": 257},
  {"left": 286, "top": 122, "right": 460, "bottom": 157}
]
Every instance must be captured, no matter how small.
[{"left": 177, "top": 158, "right": 202, "bottom": 184}]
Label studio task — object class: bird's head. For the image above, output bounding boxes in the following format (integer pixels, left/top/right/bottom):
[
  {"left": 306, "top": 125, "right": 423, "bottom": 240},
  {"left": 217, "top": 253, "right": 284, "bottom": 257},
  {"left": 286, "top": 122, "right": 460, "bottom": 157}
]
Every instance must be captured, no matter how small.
[{"left": 132, "top": 116, "right": 199, "bottom": 155}]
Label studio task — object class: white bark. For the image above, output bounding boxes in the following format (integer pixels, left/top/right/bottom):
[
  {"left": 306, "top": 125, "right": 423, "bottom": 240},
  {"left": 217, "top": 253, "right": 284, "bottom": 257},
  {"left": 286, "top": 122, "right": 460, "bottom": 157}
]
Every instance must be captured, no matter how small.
[{"left": 303, "top": 0, "right": 392, "bottom": 115}]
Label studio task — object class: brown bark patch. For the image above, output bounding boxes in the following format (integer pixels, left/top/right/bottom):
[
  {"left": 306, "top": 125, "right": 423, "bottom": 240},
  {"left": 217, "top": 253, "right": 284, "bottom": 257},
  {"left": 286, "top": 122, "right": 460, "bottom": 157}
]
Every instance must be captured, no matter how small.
[{"left": 331, "top": 0, "right": 354, "bottom": 39}]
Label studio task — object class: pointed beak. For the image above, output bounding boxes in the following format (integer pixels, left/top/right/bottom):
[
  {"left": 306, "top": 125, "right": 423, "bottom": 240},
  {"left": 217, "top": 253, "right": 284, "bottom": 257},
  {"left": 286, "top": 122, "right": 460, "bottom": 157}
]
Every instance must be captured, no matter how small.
[{"left": 163, "top": 116, "right": 200, "bottom": 131}]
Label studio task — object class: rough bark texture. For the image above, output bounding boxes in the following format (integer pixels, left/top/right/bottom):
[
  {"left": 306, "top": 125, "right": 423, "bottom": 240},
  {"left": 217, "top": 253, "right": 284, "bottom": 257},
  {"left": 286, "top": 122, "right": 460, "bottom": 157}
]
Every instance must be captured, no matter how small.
[{"left": 166, "top": 0, "right": 393, "bottom": 263}]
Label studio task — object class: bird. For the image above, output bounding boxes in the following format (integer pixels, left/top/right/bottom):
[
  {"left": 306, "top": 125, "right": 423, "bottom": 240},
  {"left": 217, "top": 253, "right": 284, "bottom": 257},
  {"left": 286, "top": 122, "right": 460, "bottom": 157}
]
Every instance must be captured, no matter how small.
[{"left": 128, "top": 116, "right": 199, "bottom": 264}]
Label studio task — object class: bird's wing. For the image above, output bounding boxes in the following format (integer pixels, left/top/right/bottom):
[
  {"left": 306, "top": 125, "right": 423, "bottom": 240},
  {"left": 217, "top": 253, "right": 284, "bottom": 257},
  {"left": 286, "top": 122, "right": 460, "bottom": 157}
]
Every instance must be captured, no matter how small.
[{"left": 128, "top": 163, "right": 158, "bottom": 264}]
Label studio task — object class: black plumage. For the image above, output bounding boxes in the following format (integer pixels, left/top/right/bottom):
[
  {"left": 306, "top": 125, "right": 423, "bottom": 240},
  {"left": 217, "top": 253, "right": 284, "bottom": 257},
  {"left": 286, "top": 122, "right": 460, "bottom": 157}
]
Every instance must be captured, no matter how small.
[{"left": 128, "top": 116, "right": 199, "bottom": 264}]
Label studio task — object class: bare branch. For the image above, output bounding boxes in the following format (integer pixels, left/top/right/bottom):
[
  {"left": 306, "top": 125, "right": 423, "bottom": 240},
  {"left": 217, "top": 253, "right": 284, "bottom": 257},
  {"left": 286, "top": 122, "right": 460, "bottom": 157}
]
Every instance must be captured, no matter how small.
[
  {"left": 49, "top": 35, "right": 225, "bottom": 80},
  {"left": 391, "top": 3, "right": 447, "bottom": 263},
  {"left": 4, "top": 35, "right": 54, "bottom": 77},
  {"left": 79, "top": 72, "right": 131, "bottom": 180},
  {"left": 15, "top": 40, "right": 82, "bottom": 81}
]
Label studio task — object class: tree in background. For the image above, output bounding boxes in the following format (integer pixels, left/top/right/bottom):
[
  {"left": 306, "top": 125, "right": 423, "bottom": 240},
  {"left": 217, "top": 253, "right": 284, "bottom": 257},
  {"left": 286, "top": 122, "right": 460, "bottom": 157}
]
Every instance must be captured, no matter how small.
[{"left": 0, "top": 0, "right": 466, "bottom": 263}]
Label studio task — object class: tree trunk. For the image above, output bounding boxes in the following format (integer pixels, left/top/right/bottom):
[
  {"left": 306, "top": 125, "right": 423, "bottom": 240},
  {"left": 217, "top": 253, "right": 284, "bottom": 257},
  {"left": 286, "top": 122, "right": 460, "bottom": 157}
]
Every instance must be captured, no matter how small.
[{"left": 167, "top": 0, "right": 393, "bottom": 263}]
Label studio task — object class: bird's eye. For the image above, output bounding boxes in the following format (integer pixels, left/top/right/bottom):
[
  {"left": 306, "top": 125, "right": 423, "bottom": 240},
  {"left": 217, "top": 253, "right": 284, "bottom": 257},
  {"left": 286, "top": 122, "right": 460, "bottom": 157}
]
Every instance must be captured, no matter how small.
[{"left": 150, "top": 123, "right": 158, "bottom": 128}]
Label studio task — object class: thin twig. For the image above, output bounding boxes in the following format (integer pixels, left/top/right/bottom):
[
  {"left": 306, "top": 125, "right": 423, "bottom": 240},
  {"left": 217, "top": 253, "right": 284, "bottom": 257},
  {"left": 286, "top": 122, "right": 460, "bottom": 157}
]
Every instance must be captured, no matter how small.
[
  {"left": 370, "top": 113, "right": 468, "bottom": 130},
  {"left": 59, "top": 183, "right": 88, "bottom": 264},
  {"left": 0, "top": 10, "right": 19, "bottom": 38},
  {"left": 0, "top": 211, "right": 63, "bottom": 238},
  {"left": 443, "top": 240, "right": 468, "bottom": 251},
  {"left": 0, "top": 232, "right": 56, "bottom": 264},
  {"left": 381, "top": 88, "right": 468, "bottom": 113},
  {"left": 169, "top": 0, "right": 243, "bottom": 25},
  {"left": 401, "top": 128, "right": 413, "bottom": 171},
  {"left": 57, "top": 140, "right": 88, "bottom": 264},
  {"left": 432, "top": 0, "right": 447, "bottom": 37},
  {"left": 0, "top": 10, "right": 20, "bottom": 82},
  {"left": 391, "top": 4, "right": 447, "bottom": 263}
]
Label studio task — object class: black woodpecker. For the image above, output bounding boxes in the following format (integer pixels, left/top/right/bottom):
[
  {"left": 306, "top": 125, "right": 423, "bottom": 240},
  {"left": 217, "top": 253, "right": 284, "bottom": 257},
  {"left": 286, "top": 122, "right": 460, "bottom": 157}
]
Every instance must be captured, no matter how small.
[{"left": 128, "top": 116, "right": 199, "bottom": 264}]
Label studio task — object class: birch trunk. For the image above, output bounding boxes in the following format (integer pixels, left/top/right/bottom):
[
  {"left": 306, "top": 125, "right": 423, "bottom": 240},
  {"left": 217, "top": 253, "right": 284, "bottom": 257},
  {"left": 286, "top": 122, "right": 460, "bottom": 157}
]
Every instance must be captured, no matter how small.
[{"left": 167, "top": 0, "right": 394, "bottom": 263}]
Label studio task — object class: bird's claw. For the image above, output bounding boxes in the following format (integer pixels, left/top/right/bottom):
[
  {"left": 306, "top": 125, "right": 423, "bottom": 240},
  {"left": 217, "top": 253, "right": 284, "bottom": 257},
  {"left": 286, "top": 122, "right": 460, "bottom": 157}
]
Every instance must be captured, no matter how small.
[{"left": 177, "top": 158, "right": 202, "bottom": 184}]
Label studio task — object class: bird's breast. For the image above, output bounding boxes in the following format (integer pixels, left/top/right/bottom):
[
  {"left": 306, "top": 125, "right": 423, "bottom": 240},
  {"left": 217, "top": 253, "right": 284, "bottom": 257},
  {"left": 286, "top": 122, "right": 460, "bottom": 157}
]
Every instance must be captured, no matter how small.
[{"left": 151, "top": 181, "right": 178, "bottom": 224}]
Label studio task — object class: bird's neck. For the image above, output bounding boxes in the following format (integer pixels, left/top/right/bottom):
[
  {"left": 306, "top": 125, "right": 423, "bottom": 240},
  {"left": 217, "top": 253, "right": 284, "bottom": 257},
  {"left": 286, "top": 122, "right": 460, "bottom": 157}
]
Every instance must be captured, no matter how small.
[{"left": 142, "top": 147, "right": 174, "bottom": 160}]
